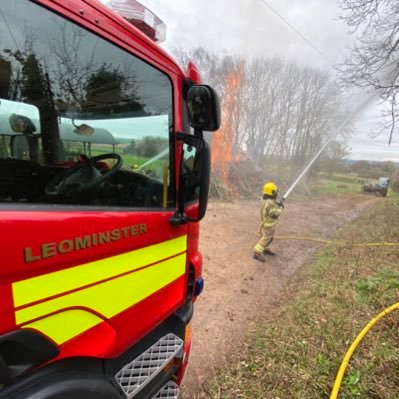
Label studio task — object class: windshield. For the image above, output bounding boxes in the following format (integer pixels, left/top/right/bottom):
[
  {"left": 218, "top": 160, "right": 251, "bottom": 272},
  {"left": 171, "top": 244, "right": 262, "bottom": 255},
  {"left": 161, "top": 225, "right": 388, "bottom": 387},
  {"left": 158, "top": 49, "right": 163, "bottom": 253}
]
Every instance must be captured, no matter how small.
[{"left": 0, "top": 0, "right": 174, "bottom": 208}]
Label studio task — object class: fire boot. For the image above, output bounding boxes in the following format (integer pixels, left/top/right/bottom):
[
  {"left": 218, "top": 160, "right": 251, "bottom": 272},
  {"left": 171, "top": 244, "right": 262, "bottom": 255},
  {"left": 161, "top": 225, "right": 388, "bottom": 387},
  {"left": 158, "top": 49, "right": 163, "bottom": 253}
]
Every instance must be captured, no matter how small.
[
  {"left": 253, "top": 252, "right": 266, "bottom": 263},
  {"left": 263, "top": 248, "right": 276, "bottom": 256}
]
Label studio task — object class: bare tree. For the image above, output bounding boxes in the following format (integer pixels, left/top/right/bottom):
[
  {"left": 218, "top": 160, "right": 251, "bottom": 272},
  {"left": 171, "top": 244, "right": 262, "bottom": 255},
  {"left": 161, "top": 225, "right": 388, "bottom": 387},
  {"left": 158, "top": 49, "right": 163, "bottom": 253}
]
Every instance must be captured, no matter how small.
[
  {"left": 338, "top": 0, "right": 399, "bottom": 143},
  {"left": 240, "top": 58, "right": 349, "bottom": 176},
  {"left": 49, "top": 21, "right": 142, "bottom": 116},
  {"left": 320, "top": 140, "right": 350, "bottom": 175},
  {"left": 171, "top": 48, "right": 350, "bottom": 179}
]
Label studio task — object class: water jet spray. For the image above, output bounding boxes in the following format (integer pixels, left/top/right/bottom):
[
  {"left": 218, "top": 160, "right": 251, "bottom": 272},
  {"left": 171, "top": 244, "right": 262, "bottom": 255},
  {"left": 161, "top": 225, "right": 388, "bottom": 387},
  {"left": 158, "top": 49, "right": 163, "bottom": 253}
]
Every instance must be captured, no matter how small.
[{"left": 281, "top": 92, "right": 379, "bottom": 202}]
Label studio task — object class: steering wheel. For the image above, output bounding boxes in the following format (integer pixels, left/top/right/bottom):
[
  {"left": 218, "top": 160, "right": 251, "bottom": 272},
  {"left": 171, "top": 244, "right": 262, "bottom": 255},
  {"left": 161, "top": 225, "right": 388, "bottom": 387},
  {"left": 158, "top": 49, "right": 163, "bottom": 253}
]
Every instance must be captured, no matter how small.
[{"left": 45, "top": 153, "right": 122, "bottom": 196}]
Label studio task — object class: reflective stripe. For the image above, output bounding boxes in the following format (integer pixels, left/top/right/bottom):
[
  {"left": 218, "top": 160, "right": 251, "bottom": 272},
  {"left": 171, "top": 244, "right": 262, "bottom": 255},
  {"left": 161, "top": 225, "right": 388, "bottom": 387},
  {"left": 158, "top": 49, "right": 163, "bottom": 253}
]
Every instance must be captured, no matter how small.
[
  {"left": 254, "top": 243, "right": 264, "bottom": 253},
  {"left": 16, "top": 254, "right": 186, "bottom": 325},
  {"left": 13, "top": 235, "right": 187, "bottom": 307},
  {"left": 263, "top": 221, "right": 278, "bottom": 228}
]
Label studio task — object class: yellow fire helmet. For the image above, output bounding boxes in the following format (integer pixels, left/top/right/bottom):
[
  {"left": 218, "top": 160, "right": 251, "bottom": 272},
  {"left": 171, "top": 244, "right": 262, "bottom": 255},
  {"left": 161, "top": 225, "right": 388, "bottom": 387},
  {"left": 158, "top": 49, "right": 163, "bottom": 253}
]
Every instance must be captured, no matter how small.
[{"left": 263, "top": 182, "right": 278, "bottom": 197}]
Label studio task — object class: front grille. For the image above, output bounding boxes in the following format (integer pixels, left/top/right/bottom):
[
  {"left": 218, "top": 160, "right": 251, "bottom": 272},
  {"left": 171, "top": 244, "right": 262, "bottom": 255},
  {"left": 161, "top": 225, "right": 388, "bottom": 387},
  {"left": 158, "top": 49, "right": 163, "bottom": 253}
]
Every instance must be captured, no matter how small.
[
  {"left": 115, "top": 333, "right": 183, "bottom": 398},
  {"left": 153, "top": 381, "right": 180, "bottom": 399}
]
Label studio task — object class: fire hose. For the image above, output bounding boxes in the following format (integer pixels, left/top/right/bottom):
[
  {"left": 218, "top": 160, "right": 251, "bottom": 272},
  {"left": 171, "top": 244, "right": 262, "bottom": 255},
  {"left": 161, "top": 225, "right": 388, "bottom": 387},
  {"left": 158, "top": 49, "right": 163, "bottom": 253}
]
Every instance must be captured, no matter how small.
[
  {"left": 274, "top": 235, "right": 399, "bottom": 247},
  {"left": 254, "top": 232, "right": 399, "bottom": 247},
  {"left": 330, "top": 302, "right": 399, "bottom": 399}
]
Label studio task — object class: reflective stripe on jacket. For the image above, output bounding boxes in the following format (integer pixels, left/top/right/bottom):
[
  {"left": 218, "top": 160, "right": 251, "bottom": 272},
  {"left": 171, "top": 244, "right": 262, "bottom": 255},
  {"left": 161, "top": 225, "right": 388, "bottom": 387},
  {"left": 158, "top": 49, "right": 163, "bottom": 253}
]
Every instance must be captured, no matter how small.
[{"left": 260, "top": 198, "right": 282, "bottom": 228}]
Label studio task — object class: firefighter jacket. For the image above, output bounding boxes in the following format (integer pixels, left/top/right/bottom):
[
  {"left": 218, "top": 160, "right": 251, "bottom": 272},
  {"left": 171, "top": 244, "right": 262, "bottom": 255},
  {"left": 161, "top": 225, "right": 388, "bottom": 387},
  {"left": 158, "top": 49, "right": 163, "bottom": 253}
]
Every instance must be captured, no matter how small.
[{"left": 260, "top": 198, "right": 283, "bottom": 229}]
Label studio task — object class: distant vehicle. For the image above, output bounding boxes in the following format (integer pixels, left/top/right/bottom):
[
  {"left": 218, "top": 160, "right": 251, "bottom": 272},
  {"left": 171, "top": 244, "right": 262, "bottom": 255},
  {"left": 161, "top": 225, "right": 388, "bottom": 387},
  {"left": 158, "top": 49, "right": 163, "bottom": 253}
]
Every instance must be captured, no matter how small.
[{"left": 362, "top": 177, "right": 390, "bottom": 197}]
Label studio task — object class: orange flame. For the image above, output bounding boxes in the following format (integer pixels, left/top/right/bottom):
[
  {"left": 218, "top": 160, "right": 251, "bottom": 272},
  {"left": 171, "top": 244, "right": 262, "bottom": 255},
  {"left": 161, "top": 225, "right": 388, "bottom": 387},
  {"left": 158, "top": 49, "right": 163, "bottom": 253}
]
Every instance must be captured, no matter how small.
[{"left": 211, "top": 68, "right": 241, "bottom": 185}]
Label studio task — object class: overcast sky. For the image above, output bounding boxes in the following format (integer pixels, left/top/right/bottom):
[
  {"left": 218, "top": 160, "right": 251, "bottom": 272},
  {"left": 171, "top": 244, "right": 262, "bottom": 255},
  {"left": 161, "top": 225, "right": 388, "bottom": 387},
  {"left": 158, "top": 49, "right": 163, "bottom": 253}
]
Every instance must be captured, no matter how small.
[{"left": 135, "top": 0, "right": 399, "bottom": 162}]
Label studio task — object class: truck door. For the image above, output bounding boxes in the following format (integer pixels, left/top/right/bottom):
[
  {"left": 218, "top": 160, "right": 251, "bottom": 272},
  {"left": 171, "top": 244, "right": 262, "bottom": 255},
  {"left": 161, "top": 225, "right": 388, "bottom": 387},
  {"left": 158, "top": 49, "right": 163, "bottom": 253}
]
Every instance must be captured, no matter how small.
[{"left": 0, "top": 0, "right": 187, "bottom": 368}]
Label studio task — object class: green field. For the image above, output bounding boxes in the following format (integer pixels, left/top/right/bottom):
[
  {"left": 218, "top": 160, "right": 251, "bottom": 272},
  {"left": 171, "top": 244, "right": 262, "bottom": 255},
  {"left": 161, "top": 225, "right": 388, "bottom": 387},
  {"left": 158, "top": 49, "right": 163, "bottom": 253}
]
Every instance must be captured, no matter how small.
[{"left": 317, "top": 178, "right": 364, "bottom": 194}]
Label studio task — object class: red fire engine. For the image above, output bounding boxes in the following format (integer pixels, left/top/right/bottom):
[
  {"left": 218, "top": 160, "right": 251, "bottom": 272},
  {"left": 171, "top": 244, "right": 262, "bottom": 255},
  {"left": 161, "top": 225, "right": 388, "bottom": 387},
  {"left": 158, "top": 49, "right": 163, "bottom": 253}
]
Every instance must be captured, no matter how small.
[{"left": 0, "top": 0, "right": 220, "bottom": 398}]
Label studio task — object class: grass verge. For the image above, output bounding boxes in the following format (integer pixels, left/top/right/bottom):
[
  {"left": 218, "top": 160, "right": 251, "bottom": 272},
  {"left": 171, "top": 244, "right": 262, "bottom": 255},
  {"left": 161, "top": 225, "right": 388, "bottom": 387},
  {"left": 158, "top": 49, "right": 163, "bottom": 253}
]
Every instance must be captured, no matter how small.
[{"left": 198, "top": 197, "right": 399, "bottom": 399}]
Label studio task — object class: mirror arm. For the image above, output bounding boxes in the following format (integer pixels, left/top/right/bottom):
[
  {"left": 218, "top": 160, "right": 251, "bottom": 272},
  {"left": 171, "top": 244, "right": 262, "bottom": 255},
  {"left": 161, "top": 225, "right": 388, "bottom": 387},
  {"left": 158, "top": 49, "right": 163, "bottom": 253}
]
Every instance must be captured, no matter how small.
[
  {"left": 169, "top": 133, "right": 188, "bottom": 226},
  {"left": 194, "top": 128, "right": 203, "bottom": 138},
  {"left": 169, "top": 211, "right": 188, "bottom": 226},
  {"left": 170, "top": 132, "right": 209, "bottom": 224}
]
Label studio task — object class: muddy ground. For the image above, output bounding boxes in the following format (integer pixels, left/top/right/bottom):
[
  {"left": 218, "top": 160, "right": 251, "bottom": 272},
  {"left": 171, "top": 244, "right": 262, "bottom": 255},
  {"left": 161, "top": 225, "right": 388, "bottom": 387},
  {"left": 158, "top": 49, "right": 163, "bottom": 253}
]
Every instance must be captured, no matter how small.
[{"left": 181, "top": 194, "right": 378, "bottom": 398}]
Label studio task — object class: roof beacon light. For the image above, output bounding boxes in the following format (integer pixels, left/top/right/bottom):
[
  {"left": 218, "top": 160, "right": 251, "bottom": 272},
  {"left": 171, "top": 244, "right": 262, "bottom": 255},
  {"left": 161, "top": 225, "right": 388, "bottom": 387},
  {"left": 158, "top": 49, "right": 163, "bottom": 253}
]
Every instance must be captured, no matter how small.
[{"left": 106, "top": 0, "right": 166, "bottom": 42}]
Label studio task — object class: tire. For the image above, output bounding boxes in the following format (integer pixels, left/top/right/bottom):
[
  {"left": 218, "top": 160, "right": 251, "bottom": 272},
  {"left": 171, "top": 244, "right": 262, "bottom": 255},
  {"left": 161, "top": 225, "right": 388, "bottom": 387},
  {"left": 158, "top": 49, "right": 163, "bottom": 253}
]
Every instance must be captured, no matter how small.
[
  {"left": 23, "top": 376, "right": 121, "bottom": 399},
  {"left": 0, "top": 360, "right": 122, "bottom": 399}
]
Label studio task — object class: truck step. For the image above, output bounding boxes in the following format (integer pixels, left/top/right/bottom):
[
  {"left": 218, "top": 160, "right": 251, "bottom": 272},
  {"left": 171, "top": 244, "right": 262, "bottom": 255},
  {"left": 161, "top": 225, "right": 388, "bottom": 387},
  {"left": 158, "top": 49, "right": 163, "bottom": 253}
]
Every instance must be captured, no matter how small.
[
  {"left": 153, "top": 381, "right": 180, "bottom": 399},
  {"left": 115, "top": 333, "right": 183, "bottom": 398}
]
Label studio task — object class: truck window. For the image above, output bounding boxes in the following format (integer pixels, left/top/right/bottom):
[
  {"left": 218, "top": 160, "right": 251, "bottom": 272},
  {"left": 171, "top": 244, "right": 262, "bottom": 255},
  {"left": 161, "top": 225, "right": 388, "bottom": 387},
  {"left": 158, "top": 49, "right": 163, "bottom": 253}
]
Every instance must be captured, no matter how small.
[{"left": 0, "top": 0, "right": 174, "bottom": 209}]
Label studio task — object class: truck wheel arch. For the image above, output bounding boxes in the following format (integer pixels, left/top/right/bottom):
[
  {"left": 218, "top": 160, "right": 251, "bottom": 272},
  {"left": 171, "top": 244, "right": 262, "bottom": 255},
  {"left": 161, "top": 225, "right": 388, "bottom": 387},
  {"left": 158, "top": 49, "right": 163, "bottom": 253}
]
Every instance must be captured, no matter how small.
[{"left": 0, "top": 358, "right": 122, "bottom": 399}]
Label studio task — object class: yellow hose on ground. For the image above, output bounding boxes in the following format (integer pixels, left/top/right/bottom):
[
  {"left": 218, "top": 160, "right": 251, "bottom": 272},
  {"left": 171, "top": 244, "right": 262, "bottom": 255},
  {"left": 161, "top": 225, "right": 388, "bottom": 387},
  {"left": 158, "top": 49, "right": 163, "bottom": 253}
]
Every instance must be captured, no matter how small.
[
  {"left": 330, "top": 302, "right": 399, "bottom": 399},
  {"left": 353, "top": 242, "right": 399, "bottom": 247},
  {"left": 272, "top": 235, "right": 399, "bottom": 247},
  {"left": 274, "top": 235, "right": 332, "bottom": 244}
]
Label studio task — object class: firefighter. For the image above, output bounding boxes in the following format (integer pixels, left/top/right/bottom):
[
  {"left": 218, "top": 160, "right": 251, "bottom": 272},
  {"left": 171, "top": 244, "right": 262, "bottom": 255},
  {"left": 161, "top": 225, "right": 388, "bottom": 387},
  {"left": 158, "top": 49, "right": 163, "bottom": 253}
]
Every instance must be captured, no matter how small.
[{"left": 253, "top": 182, "right": 284, "bottom": 263}]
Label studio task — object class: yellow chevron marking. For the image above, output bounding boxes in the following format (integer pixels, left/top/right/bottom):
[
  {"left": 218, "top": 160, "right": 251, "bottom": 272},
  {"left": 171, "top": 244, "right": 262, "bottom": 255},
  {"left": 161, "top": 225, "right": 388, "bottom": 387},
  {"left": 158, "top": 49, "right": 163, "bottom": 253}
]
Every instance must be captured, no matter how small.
[
  {"left": 16, "top": 254, "right": 186, "bottom": 325},
  {"left": 23, "top": 309, "right": 104, "bottom": 345},
  {"left": 13, "top": 235, "right": 187, "bottom": 307}
]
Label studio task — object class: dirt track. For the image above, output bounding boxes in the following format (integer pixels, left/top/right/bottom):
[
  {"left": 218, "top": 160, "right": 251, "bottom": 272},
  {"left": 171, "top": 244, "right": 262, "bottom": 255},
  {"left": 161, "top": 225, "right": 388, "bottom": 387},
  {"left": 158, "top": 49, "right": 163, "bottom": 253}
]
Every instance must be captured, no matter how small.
[{"left": 181, "top": 194, "right": 378, "bottom": 398}]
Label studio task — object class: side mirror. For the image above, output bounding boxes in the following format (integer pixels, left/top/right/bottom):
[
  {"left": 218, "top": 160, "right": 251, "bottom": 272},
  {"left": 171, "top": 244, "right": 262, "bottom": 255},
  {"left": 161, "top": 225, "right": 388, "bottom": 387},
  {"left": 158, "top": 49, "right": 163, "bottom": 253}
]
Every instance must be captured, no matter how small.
[
  {"left": 170, "top": 133, "right": 210, "bottom": 224},
  {"left": 186, "top": 85, "right": 221, "bottom": 132}
]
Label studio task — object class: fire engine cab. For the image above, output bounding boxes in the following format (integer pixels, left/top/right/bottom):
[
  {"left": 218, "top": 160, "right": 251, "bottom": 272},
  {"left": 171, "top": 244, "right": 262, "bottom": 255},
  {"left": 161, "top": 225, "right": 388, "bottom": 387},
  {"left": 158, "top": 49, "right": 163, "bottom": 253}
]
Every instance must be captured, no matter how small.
[{"left": 0, "top": 0, "right": 220, "bottom": 398}]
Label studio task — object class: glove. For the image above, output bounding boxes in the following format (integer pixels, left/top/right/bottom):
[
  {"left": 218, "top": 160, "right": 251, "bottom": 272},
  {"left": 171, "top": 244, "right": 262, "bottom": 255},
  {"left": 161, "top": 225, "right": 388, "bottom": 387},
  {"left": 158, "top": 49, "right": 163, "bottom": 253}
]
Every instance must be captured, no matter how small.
[{"left": 275, "top": 198, "right": 285, "bottom": 209}]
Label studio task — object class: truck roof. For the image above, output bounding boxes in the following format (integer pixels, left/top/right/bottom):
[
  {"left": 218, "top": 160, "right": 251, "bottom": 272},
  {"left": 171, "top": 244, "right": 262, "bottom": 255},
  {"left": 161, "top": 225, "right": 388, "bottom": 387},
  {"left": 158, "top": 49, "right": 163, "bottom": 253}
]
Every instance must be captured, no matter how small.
[{"left": 39, "top": 0, "right": 185, "bottom": 78}]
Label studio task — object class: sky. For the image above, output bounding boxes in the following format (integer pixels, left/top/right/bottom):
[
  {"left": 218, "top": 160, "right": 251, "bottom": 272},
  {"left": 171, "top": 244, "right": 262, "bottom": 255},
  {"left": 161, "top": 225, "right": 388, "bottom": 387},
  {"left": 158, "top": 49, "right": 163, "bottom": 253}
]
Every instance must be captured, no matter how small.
[{"left": 122, "top": 0, "right": 399, "bottom": 162}]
